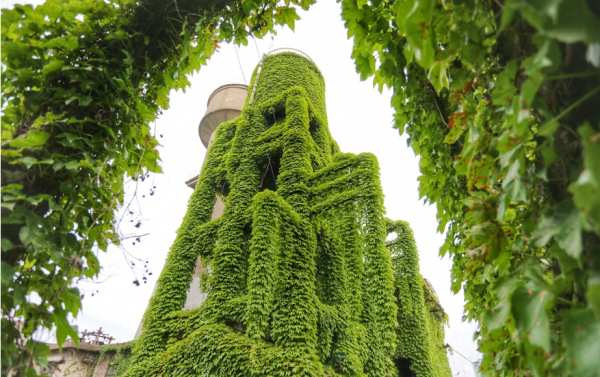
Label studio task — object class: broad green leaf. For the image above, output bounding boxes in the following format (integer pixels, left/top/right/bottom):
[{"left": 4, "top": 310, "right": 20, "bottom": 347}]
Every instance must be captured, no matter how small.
[
  {"left": 45, "top": 36, "right": 78, "bottom": 51},
  {"left": 31, "top": 112, "right": 64, "bottom": 129},
  {"left": 502, "top": 159, "right": 527, "bottom": 203},
  {"left": 564, "top": 309, "right": 600, "bottom": 377},
  {"left": 538, "top": 0, "right": 561, "bottom": 20},
  {"left": 587, "top": 275, "right": 600, "bottom": 320},
  {"left": 42, "top": 59, "right": 64, "bottom": 76},
  {"left": 570, "top": 170, "right": 600, "bottom": 234},
  {"left": 1, "top": 262, "right": 16, "bottom": 285},
  {"left": 444, "top": 114, "right": 467, "bottom": 144},
  {"left": 556, "top": 207, "right": 583, "bottom": 259},
  {"left": 570, "top": 124, "right": 600, "bottom": 233},
  {"left": 533, "top": 211, "right": 560, "bottom": 245},
  {"left": 545, "top": 0, "right": 600, "bottom": 44},
  {"left": 9, "top": 130, "right": 50, "bottom": 149},
  {"left": 18, "top": 225, "right": 32, "bottom": 245},
  {"left": 521, "top": 72, "right": 543, "bottom": 107},
  {"left": 64, "top": 160, "right": 80, "bottom": 170},
  {"left": 533, "top": 202, "right": 583, "bottom": 259},
  {"left": 1, "top": 202, "right": 16, "bottom": 211},
  {"left": 525, "top": 39, "right": 561, "bottom": 75},
  {"left": 52, "top": 312, "right": 78, "bottom": 346},
  {"left": 512, "top": 285, "right": 553, "bottom": 352},
  {"left": 18, "top": 156, "right": 38, "bottom": 168},
  {"left": 578, "top": 124, "right": 600, "bottom": 185},
  {"left": 79, "top": 96, "right": 93, "bottom": 106},
  {"left": 428, "top": 60, "right": 450, "bottom": 93},
  {"left": 499, "top": 0, "right": 516, "bottom": 31},
  {"left": 486, "top": 277, "right": 518, "bottom": 331},
  {"left": 539, "top": 119, "right": 559, "bottom": 137},
  {"left": 274, "top": 7, "right": 298, "bottom": 30},
  {"left": 492, "top": 61, "right": 518, "bottom": 106},
  {"left": 394, "top": 0, "right": 435, "bottom": 68},
  {"left": 63, "top": 288, "right": 81, "bottom": 316},
  {"left": 23, "top": 258, "right": 36, "bottom": 270},
  {"left": 1, "top": 238, "right": 14, "bottom": 252},
  {"left": 512, "top": 0, "right": 550, "bottom": 31}
]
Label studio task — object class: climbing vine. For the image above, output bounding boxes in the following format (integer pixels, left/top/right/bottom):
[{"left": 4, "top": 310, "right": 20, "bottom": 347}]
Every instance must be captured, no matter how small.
[
  {"left": 6, "top": 0, "right": 595, "bottom": 375},
  {"left": 1, "top": 0, "right": 312, "bottom": 374},
  {"left": 100, "top": 342, "right": 133, "bottom": 377},
  {"left": 340, "top": 0, "right": 600, "bottom": 375},
  {"left": 124, "top": 52, "right": 449, "bottom": 377},
  {"left": 387, "top": 220, "right": 451, "bottom": 377}
]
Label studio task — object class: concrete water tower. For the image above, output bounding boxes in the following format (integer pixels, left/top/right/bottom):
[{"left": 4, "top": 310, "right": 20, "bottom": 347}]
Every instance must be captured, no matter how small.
[
  {"left": 126, "top": 50, "right": 452, "bottom": 376},
  {"left": 185, "top": 83, "right": 248, "bottom": 188},
  {"left": 198, "top": 83, "right": 248, "bottom": 147},
  {"left": 179, "top": 83, "right": 248, "bottom": 311},
  {"left": 133, "top": 84, "right": 248, "bottom": 339}
]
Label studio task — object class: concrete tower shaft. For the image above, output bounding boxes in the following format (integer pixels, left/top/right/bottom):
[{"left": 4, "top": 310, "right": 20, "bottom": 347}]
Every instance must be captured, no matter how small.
[{"left": 198, "top": 83, "right": 247, "bottom": 147}]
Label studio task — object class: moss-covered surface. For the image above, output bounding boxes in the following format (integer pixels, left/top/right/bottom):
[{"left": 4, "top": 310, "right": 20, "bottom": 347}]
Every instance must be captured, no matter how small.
[{"left": 123, "top": 52, "right": 450, "bottom": 377}]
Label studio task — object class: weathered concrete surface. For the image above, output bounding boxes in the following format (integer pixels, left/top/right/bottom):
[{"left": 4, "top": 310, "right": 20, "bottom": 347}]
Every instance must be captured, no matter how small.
[
  {"left": 198, "top": 83, "right": 247, "bottom": 147},
  {"left": 38, "top": 343, "right": 126, "bottom": 377}
]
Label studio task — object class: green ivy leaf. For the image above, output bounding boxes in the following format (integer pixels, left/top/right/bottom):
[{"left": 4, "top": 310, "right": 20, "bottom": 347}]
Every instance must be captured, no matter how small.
[
  {"left": 9, "top": 130, "right": 50, "bottom": 149},
  {"left": 569, "top": 124, "right": 600, "bottom": 233},
  {"left": 486, "top": 277, "right": 518, "bottom": 331},
  {"left": 564, "top": 308, "right": 600, "bottom": 377},
  {"left": 521, "top": 71, "right": 543, "bottom": 107},
  {"left": 428, "top": 60, "right": 450, "bottom": 93},
  {"left": 52, "top": 311, "right": 78, "bottom": 346},
  {"left": 533, "top": 202, "right": 583, "bottom": 259},
  {"left": 18, "top": 225, "right": 32, "bottom": 245},
  {"left": 42, "top": 59, "right": 64, "bottom": 76},
  {"left": 502, "top": 159, "right": 527, "bottom": 203},
  {"left": 571, "top": 170, "right": 600, "bottom": 234},
  {"left": 578, "top": 124, "right": 600, "bottom": 185},
  {"left": 545, "top": 0, "right": 600, "bottom": 44},
  {"left": 556, "top": 208, "right": 583, "bottom": 259},
  {"left": 63, "top": 288, "right": 81, "bottom": 317},
  {"left": 18, "top": 156, "right": 38, "bottom": 168},
  {"left": 499, "top": 1, "right": 516, "bottom": 31},
  {"left": 394, "top": 0, "right": 435, "bottom": 68},
  {"left": 64, "top": 160, "right": 80, "bottom": 170},
  {"left": 512, "top": 285, "right": 553, "bottom": 352},
  {"left": 492, "top": 60, "right": 518, "bottom": 106},
  {"left": 1, "top": 261, "right": 16, "bottom": 285},
  {"left": 588, "top": 275, "right": 600, "bottom": 320},
  {"left": 274, "top": 7, "right": 298, "bottom": 30}
]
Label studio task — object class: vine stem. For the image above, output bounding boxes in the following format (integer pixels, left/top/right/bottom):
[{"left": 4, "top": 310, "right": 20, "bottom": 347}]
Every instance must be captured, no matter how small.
[{"left": 546, "top": 85, "right": 600, "bottom": 125}]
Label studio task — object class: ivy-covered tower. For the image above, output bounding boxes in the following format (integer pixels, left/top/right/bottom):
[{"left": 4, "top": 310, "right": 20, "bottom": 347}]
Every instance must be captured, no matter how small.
[{"left": 124, "top": 50, "right": 451, "bottom": 377}]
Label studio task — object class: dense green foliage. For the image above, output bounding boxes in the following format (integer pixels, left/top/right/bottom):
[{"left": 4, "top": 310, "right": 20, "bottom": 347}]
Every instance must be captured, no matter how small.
[
  {"left": 0, "top": 0, "right": 311, "bottom": 374},
  {"left": 340, "top": 0, "right": 600, "bottom": 375},
  {"left": 102, "top": 342, "right": 133, "bottom": 376},
  {"left": 387, "top": 220, "right": 451, "bottom": 377},
  {"left": 5, "top": 0, "right": 598, "bottom": 375},
  {"left": 124, "top": 52, "right": 449, "bottom": 377}
]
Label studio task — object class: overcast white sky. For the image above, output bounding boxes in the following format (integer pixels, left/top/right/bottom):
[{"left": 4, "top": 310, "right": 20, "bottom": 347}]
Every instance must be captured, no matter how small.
[{"left": 4, "top": 0, "right": 480, "bottom": 375}]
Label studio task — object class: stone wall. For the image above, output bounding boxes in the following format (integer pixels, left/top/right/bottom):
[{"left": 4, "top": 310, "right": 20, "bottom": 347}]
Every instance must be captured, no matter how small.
[{"left": 38, "top": 342, "right": 130, "bottom": 377}]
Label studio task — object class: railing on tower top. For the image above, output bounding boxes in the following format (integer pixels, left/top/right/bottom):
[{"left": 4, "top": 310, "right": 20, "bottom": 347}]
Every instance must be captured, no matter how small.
[
  {"left": 249, "top": 48, "right": 315, "bottom": 103},
  {"left": 264, "top": 48, "right": 315, "bottom": 63}
]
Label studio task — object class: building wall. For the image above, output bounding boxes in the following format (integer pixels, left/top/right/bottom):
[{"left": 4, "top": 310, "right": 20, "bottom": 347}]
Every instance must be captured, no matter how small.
[{"left": 39, "top": 343, "right": 130, "bottom": 377}]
